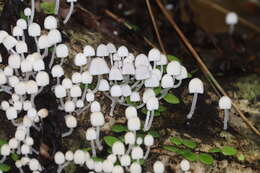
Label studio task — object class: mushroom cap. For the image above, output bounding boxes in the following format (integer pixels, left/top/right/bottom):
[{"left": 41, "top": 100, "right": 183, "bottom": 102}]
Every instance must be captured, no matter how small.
[
  {"left": 70, "top": 85, "right": 82, "bottom": 97},
  {"left": 80, "top": 72, "right": 92, "bottom": 84},
  {"left": 6, "top": 107, "right": 18, "bottom": 120},
  {"left": 38, "top": 35, "right": 50, "bottom": 49},
  {"left": 74, "top": 53, "right": 87, "bottom": 66},
  {"left": 21, "top": 60, "right": 32, "bottom": 73},
  {"left": 0, "top": 72, "right": 7, "bottom": 85},
  {"left": 0, "top": 30, "right": 8, "bottom": 43},
  {"left": 166, "top": 61, "right": 181, "bottom": 76},
  {"left": 12, "top": 26, "right": 23, "bottom": 37},
  {"left": 8, "top": 76, "right": 19, "bottom": 87},
  {"left": 107, "top": 43, "right": 116, "bottom": 53},
  {"left": 51, "top": 65, "right": 64, "bottom": 77},
  {"left": 16, "top": 19, "right": 27, "bottom": 30},
  {"left": 65, "top": 151, "right": 74, "bottom": 161},
  {"left": 1, "top": 101, "right": 9, "bottom": 111},
  {"left": 102, "top": 160, "right": 114, "bottom": 173},
  {"left": 176, "top": 66, "right": 188, "bottom": 80},
  {"left": 74, "top": 150, "right": 86, "bottom": 165},
  {"left": 86, "top": 91, "right": 95, "bottom": 102},
  {"left": 130, "top": 92, "right": 141, "bottom": 102},
  {"left": 28, "top": 23, "right": 41, "bottom": 37},
  {"left": 76, "top": 100, "right": 84, "bottom": 108},
  {"left": 113, "top": 53, "right": 121, "bottom": 61},
  {"left": 38, "top": 108, "right": 49, "bottom": 119},
  {"left": 71, "top": 72, "right": 82, "bottom": 84},
  {"left": 44, "top": 16, "right": 57, "bottom": 30},
  {"left": 89, "top": 58, "right": 110, "bottom": 75},
  {"left": 4, "top": 66, "right": 13, "bottom": 76},
  {"left": 15, "top": 128, "right": 26, "bottom": 141},
  {"left": 125, "top": 106, "right": 137, "bottom": 119},
  {"left": 25, "top": 80, "right": 38, "bottom": 94},
  {"left": 47, "top": 29, "right": 62, "bottom": 45},
  {"left": 161, "top": 74, "right": 174, "bottom": 88},
  {"left": 180, "top": 159, "right": 190, "bottom": 171},
  {"left": 94, "top": 162, "right": 103, "bottom": 172},
  {"left": 117, "top": 45, "right": 129, "bottom": 57},
  {"left": 146, "top": 96, "right": 159, "bottom": 111},
  {"left": 124, "top": 132, "right": 136, "bottom": 145},
  {"left": 54, "top": 152, "right": 65, "bottom": 165},
  {"left": 131, "top": 146, "right": 144, "bottom": 160},
  {"left": 29, "top": 159, "right": 40, "bottom": 171},
  {"left": 64, "top": 101, "right": 75, "bottom": 112},
  {"left": 24, "top": 8, "right": 32, "bottom": 16},
  {"left": 1, "top": 144, "right": 10, "bottom": 156},
  {"left": 143, "top": 88, "right": 156, "bottom": 103},
  {"left": 33, "top": 59, "right": 45, "bottom": 71},
  {"left": 148, "top": 48, "right": 161, "bottom": 62},
  {"left": 110, "top": 85, "right": 122, "bottom": 97},
  {"left": 122, "top": 62, "right": 135, "bottom": 75},
  {"left": 16, "top": 41, "right": 28, "bottom": 54},
  {"left": 98, "top": 79, "right": 110, "bottom": 91},
  {"left": 130, "top": 163, "right": 142, "bottom": 173},
  {"left": 55, "top": 85, "right": 66, "bottom": 98},
  {"left": 36, "top": 71, "right": 50, "bottom": 86},
  {"left": 97, "top": 44, "right": 109, "bottom": 57},
  {"left": 121, "top": 84, "right": 132, "bottom": 97},
  {"left": 8, "top": 54, "right": 21, "bottom": 69},
  {"left": 107, "top": 154, "right": 117, "bottom": 164},
  {"left": 56, "top": 44, "right": 69, "bottom": 58},
  {"left": 27, "top": 108, "right": 37, "bottom": 119},
  {"left": 144, "top": 134, "right": 154, "bottom": 146},
  {"left": 145, "top": 73, "right": 160, "bottom": 88},
  {"left": 188, "top": 78, "right": 204, "bottom": 94},
  {"left": 62, "top": 78, "right": 73, "bottom": 89},
  {"left": 112, "top": 141, "right": 125, "bottom": 155},
  {"left": 112, "top": 165, "right": 124, "bottom": 173},
  {"left": 86, "top": 128, "right": 97, "bottom": 140},
  {"left": 127, "top": 117, "right": 141, "bottom": 131},
  {"left": 156, "top": 54, "right": 168, "bottom": 66},
  {"left": 65, "top": 115, "right": 77, "bottom": 128},
  {"left": 14, "top": 82, "right": 26, "bottom": 95},
  {"left": 109, "top": 66, "right": 123, "bottom": 81},
  {"left": 135, "top": 65, "right": 151, "bottom": 80},
  {"left": 226, "top": 12, "right": 238, "bottom": 25},
  {"left": 90, "top": 112, "right": 105, "bottom": 126},
  {"left": 3, "top": 35, "right": 17, "bottom": 50},
  {"left": 135, "top": 54, "right": 150, "bottom": 67},
  {"left": 153, "top": 161, "right": 165, "bottom": 173},
  {"left": 9, "top": 138, "right": 19, "bottom": 149},
  {"left": 83, "top": 45, "right": 95, "bottom": 56},
  {"left": 219, "top": 96, "right": 232, "bottom": 109},
  {"left": 86, "top": 159, "right": 95, "bottom": 170},
  {"left": 90, "top": 101, "right": 101, "bottom": 112}
]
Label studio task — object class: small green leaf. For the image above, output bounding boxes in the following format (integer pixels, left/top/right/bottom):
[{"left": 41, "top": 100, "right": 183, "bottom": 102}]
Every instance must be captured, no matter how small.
[
  {"left": 154, "top": 87, "right": 162, "bottom": 96},
  {"left": 163, "top": 145, "right": 179, "bottom": 153},
  {"left": 188, "top": 73, "right": 192, "bottom": 78},
  {"left": 103, "top": 136, "right": 120, "bottom": 147},
  {"left": 237, "top": 154, "right": 245, "bottom": 161},
  {"left": 40, "top": 2, "right": 55, "bottom": 14},
  {"left": 111, "top": 125, "right": 128, "bottom": 133},
  {"left": 163, "top": 93, "right": 180, "bottom": 104},
  {"left": 11, "top": 153, "right": 19, "bottom": 161},
  {"left": 198, "top": 153, "right": 214, "bottom": 165},
  {"left": 92, "top": 157, "right": 104, "bottom": 162},
  {"left": 221, "top": 146, "right": 237, "bottom": 156},
  {"left": 20, "top": 11, "right": 27, "bottom": 20},
  {"left": 208, "top": 147, "right": 221, "bottom": 153},
  {"left": 0, "top": 163, "right": 11, "bottom": 172},
  {"left": 141, "top": 108, "right": 161, "bottom": 117},
  {"left": 181, "top": 150, "right": 197, "bottom": 161},
  {"left": 167, "top": 55, "right": 181, "bottom": 62},
  {"left": 182, "top": 139, "right": 197, "bottom": 149},
  {"left": 0, "top": 139, "right": 7, "bottom": 147},
  {"left": 81, "top": 148, "right": 92, "bottom": 152},
  {"left": 158, "top": 106, "right": 167, "bottom": 112},
  {"left": 149, "top": 130, "right": 160, "bottom": 138},
  {"left": 170, "top": 137, "right": 182, "bottom": 146}
]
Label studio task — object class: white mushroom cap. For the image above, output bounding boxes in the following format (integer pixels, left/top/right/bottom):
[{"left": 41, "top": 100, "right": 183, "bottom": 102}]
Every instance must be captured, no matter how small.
[
  {"left": 83, "top": 45, "right": 95, "bottom": 57},
  {"left": 94, "top": 162, "right": 103, "bottom": 172},
  {"left": 90, "top": 112, "right": 105, "bottom": 127},
  {"left": 161, "top": 74, "right": 174, "bottom": 88},
  {"left": 112, "top": 141, "right": 125, "bottom": 155},
  {"left": 86, "top": 91, "right": 95, "bottom": 102},
  {"left": 122, "top": 62, "right": 135, "bottom": 75},
  {"left": 219, "top": 96, "right": 232, "bottom": 109},
  {"left": 109, "top": 66, "right": 123, "bottom": 81},
  {"left": 21, "top": 60, "right": 32, "bottom": 73},
  {"left": 1, "top": 101, "right": 9, "bottom": 111},
  {"left": 180, "top": 159, "right": 190, "bottom": 171},
  {"left": 36, "top": 71, "right": 50, "bottom": 86},
  {"left": 125, "top": 106, "right": 137, "bottom": 119},
  {"left": 15, "top": 128, "right": 26, "bottom": 141},
  {"left": 130, "top": 162, "right": 142, "bottom": 173},
  {"left": 14, "top": 101, "right": 22, "bottom": 111},
  {"left": 146, "top": 96, "right": 159, "bottom": 111},
  {"left": 156, "top": 54, "right": 168, "bottom": 66},
  {"left": 1, "top": 144, "right": 10, "bottom": 156},
  {"left": 0, "top": 30, "right": 8, "bottom": 43},
  {"left": 65, "top": 151, "right": 74, "bottom": 161},
  {"left": 8, "top": 54, "right": 21, "bottom": 69},
  {"left": 23, "top": 116, "right": 33, "bottom": 127},
  {"left": 3, "top": 35, "right": 17, "bottom": 50},
  {"left": 145, "top": 73, "right": 160, "bottom": 88},
  {"left": 188, "top": 78, "right": 204, "bottom": 94},
  {"left": 89, "top": 58, "right": 110, "bottom": 75},
  {"left": 12, "top": 26, "right": 23, "bottom": 37},
  {"left": 65, "top": 115, "right": 77, "bottom": 128},
  {"left": 110, "top": 85, "right": 122, "bottom": 97},
  {"left": 127, "top": 117, "right": 141, "bottom": 131},
  {"left": 16, "top": 41, "right": 28, "bottom": 54},
  {"left": 144, "top": 134, "right": 154, "bottom": 146},
  {"left": 56, "top": 44, "right": 69, "bottom": 58},
  {"left": 62, "top": 78, "right": 73, "bottom": 89},
  {"left": 38, "top": 35, "right": 50, "bottom": 49},
  {"left": 135, "top": 65, "right": 151, "bottom": 80},
  {"left": 226, "top": 12, "right": 238, "bottom": 25},
  {"left": 55, "top": 85, "right": 66, "bottom": 98},
  {"left": 107, "top": 154, "right": 117, "bottom": 164},
  {"left": 143, "top": 88, "right": 156, "bottom": 103},
  {"left": 38, "top": 108, "right": 49, "bottom": 119},
  {"left": 4, "top": 66, "right": 13, "bottom": 76},
  {"left": 131, "top": 146, "right": 143, "bottom": 160},
  {"left": 21, "top": 144, "right": 30, "bottom": 155},
  {"left": 148, "top": 48, "right": 161, "bottom": 62},
  {"left": 153, "top": 161, "right": 165, "bottom": 173},
  {"left": 135, "top": 54, "right": 150, "bottom": 67},
  {"left": 97, "top": 44, "right": 109, "bottom": 57},
  {"left": 102, "top": 159, "right": 114, "bottom": 173},
  {"left": 51, "top": 65, "right": 64, "bottom": 78},
  {"left": 113, "top": 53, "right": 120, "bottom": 61},
  {"left": 117, "top": 45, "right": 129, "bottom": 57},
  {"left": 54, "top": 152, "right": 65, "bottom": 165},
  {"left": 27, "top": 108, "right": 37, "bottom": 118},
  {"left": 76, "top": 100, "right": 84, "bottom": 108},
  {"left": 33, "top": 59, "right": 45, "bottom": 71},
  {"left": 81, "top": 71, "right": 93, "bottom": 84},
  {"left": 106, "top": 43, "right": 116, "bottom": 54},
  {"left": 71, "top": 72, "right": 82, "bottom": 84},
  {"left": 14, "top": 81, "right": 26, "bottom": 95},
  {"left": 70, "top": 85, "right": 82, "bottom": 97},
  {"left": 167, "top": 61, "right": 181, "bottom": 76},
  {"left": 136, "top": 137, "right": 143, "bottom": 145},
  {"left": 176, "top": 66, "right": 188, "bottom": 80},
  {"left": 124, "top": 132, "right": 136, "bottom": 145},
  {"left": 121, "top": 84, "right": 132, "bottom": 97},
  {"left": 86, "top": 128, "right": 97, "bottom": 140},
  {"left": 90, "top": 101, "right": 101, "bottom": 112},
  {"left": 9, "top": 138, "right": 19, "bottom": 149},
  {"left": 47, "top": 29, "right": 62, "bottom": 45},
  {"left": 74, "top": 150, "right": 86, "bottom": 165},
  {"left": 0, "top": 72, "right": 7, "bottom": 85},
  {"left": 112, "top": 165, "right": 124, "bottom": 173},
  {"left": 28, "top": 23, "right": 41, "bottom": 37},
  {"left": 74, "top": 53, "right": 87, "bottom": 66},
  {"left": 24, "top": 8, "right": 32, "bottom": 17},
  {"left": 8, "top": 76, "right": 19, "bottom": 87},
  {"left": 26, "top": 80, "right": 38, "bottom": 94},
  {"left": 16, "top": 19, "right": 27, "bottom": 30},
  {"left": 64, "top": 101, "right": 75, "bottom": 112},
  {"left": 20, "top": 157, "right": 30, "bottom": 166},
  {"left": 29, "top": 159, "right": 40, "bottom": 171},
  {"left": 86, "top": 159, "right": 95, "bottom": 170},
  {"left": 98, "top": 79, "right": 110, "bottom": 91},
  {"left": 15, "top": 160, "right": 23, "bottom": 168},
  {"left": 6, "top": 107, "right": 18, "bottom": 120},
  {"left": 25, "top": 137, "right": 34, "bottom": 146},
  {"left": 44, "top": 16, "right": 57, "bottom": 30}
]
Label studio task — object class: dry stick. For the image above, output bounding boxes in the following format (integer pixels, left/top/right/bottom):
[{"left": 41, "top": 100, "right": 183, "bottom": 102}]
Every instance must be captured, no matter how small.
[
  {"left": 199, "top": 0, "right": 260, "bottom": 33},
  {"left": 145, "top": 0, "right": 166, "bottom": 54},
  {"left": 155, "top": 0, "right": 260, "bottom": 136}
]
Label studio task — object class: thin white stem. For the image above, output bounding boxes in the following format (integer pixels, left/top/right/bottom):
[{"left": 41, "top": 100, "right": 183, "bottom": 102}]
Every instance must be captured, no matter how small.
[
  {"left": 158, "top": 88, "right": 170, "bottom": 100},
  {"left": 109, "top": 98, "right": 117, "bottom": 116},
  {"left": 144, "top": 111, "right": 151, "bottom": 131},
  {"left": 146, "top": 110, "right": 155, "bottom": 131},
  {"left": 55, "top": 0, "right": 60, "bottom": 15},
  {"left": 30, "top": 0, "right": 35, "bottom": 24},
  {"left": 95, "top": 126, "right": 103, "bottom": 151},
  {"left": 63, "top": 2, "right": 74, "bottom": 24},
  {"left": 59, "top": 98, "right": 65, "bottom": 109},
  {"left": 223, "top": 109, "right": 229, "bottom": 130},
  {"left": 144, "top": 146, "right": 151, "bottom": 160},
  {"left": 187, "top": 93, "right": 198, "bottom": 119},
  {"left": 76, "top": 104, "right": 90, "bottom": 116},
  {"left": 126, "top": 144, "right": 133, "bottom": 155},
  {"left": 34, "top": 37, "right": 40, "bottom": 53},
  {"left": 91, "top": 140, "right": 96, "bottom": 157},
  {"left": 42, "top": 48, "right": 48, "bottom": 58},
  {"left": 93, "top": 75, "right": 101, "bottom": 93},
  {"left": 81, "top": 85, "right": 88, "bottom": 101},
  {"left": 173, "top": 80, "right": 182, "bottom": 88},
  {"left": 62, "top": 128, "right": 74, "bottom": 137},
  {"left": 18, "top": 167, "right": 24, "bottom": 173},
  {"left": 48, "top": 44, "right": 57, "bottom": 69}
]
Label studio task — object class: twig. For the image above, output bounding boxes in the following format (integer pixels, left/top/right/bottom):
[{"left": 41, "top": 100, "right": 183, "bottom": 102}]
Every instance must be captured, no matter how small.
[
  {"left": 199, "top": 0, "right": 260, "bottom": 33},
  {"left": 145, "top": 0, "right": 166, "bottom": 54},
  {"left": 155, "top": 0, "right": 260, "bottom": 136}
]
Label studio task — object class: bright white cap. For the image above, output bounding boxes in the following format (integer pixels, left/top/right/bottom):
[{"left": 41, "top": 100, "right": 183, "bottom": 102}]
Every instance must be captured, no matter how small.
[
  {"left": 74, "top": 53, "right": 87, "bottom": 66},
  {"left": 226, "top": 12, "right": 238, "bottom": 25},
  {"left": 65, "top": 115, "right": 77, "bottom": 128},
  {"left": 109, "top": 67, "right": 123, "bottom": 81},
  {"left": 131, "top": 146, "right": 143, "bottom": 160},
  {"left": 107, "top": 154, "right": 117, "bottom": 164},
  {"left": 38, "top": 108, "right": 49, "bottom": 119},
  {"left": 51, "top": 65, "right": 64, "bottom": 78},
  {"left": 74, "top": 150, "right": 86, "bottom": 165},
  {"left": 64, "top": 101, "right": 75, "bottom": 112},
  {"left": 1, "top": 101, "right": 9, "bottom": 111},
  {"left": 86, "top": 159, "right": 95, "bottom": 170},
  {"left": 148, "top": 48, "right": 160, "bottom": 61},
  {"left": 98, "top": 79, "right": 110, "bottom": 91},
  {"left": 70, "top": 85, "right": 82, "bottom": 97},
  {"left": 56, "top": 44, "right": 69, "bottom": 58},
  {"left": 44, "top": 16, "right": 58, "bottom": 30},
  {"left": 0, "top": 72, "right": 7, "bottom": 85},
  {"left": 4, "top": 66, "right": 13, "bottom": 76},
  {"left": 94, "top": 162, "right": 103, "bottom": 172},
  {"left": 86, "top": 128, "right": 97, "bottom": 140},
  {"left": 14, "top": 82, "right": 26, "bottom": 95},
  {"left": 81, "top": 71, "right": 93, "bottom": 84},
  {"left": 145, "top": 73, "right": 160, "bottom": 88},
  {"left": 219, "top": 96, "right": 232, "bottom": 109},
  {"left": 55, "top": 85, "right": 66, "bottom": 98},
  {"left": 14, "top": 101, "right": 22, "bottom": 111},
  {"left": 83, "top": 45, "right": 95, "bottom": 56},
  {"left": 127, "top": 117, "right": 141, "bottom": 131},
  {"left": 15, "top": 160, "right": 23, "bottom": 168},
  {"left": 23, "top": 116, "right": 33, "bottom": 127},
  {"left": 143, "top": 88, "right": 156, "bottom": 103},
  {"left": 136, "top": 137, "right": 143, "bottom": 145},
  {"left": 76, "top": 100, "right": 84, "bottom": 108},
  {"left": 130, "top": 162, "right": 142, "bottom": 173},
  {"left": 110, "top": 85, "right": 122, "bottom": 97},
  {"left": 33, "top": 58, "right": 45, "bottom": 71},
  {"left": 25, "top": 137, "right": 34, "bottom": 146},
  {"left": 0, "top": 30, "right": 8, "bottom": 44},
  {"left": 29, "top": 159, "right": 40, "bottom": 171},
  {"left": 24, "top": 8, "right": 32, "bottom": 16},
  {"left": 90, "top": 101, "right": 101, "bottom": 112},
  {"left": 54, "top": 152, "right": 65, "bottom": 165},
  {"left": 125, "top": 106, "right": 137, "bottom": 119},
  {"left": 36, "top": 71, "right": 50, "bottom": 86},
  {"left": 112, "top": 165, "right": 124, "bottom": 173},
  {"left": 8, "top": 54, "right": 21, "bottom": 69},
  {"left": 120, "top": 154, "right": 131, "bottom": 166},
  {"left": 176, "top": 66, "right": 188, "bottom": 80},
  {"left": 135, "top": 54, "right": 150, "bottom": 67},
  {"left": 16, "top": 41, "right": 28, "bottom": 54},
  {"left": 15, "top": 128, "right": 26, "bottom": 141},
  {"left": 112, "top": 141, "right": 125, "bottom": 155},
  {"left": 97, "top": 44, "right": 109, "bottom": 57},
  {"left": 25, "top": 80, "right": 38, "bottom": 94},
  {"left": 21, "top": 144, "right": 30, "bottom": 155},
  {"left": 28, "top": 23, "right": 41, "bottom": 37},
  {"left": 117, "top": 45, "right": 129, "bottom": 57},
  {"left": 8, "top": 76, "right": 19, "bottom": 87},
  {"left": 3, "top": 35, "right": 17, "bottom": 50},
  {"left": 47, "top": 29, "right": 62, "bottom": 45},
  {"left": 156, "top": 54, "right": 168, "bottom": 66},
  {"left": 106, "top": 43, "right": 116, "bottom": 54},
  {"left": 21, "top": 60, "right": 32, "bottom": 73},
  {"left": 86, "top": 91, "right": 95, "bottom": 102},
  {"left": 71, "top": 72, "right": 82, "bottom": 84},
  {"left": 167, "top": 61, "right": 181, "bottom": 76},
  {"left": 12, "top": 26, "right": 23, "bottom": 37},
  {"left": 1, "top": 144, "right": 10, "bottom": 156},
  {"left": 16, "top": 19, "right": 27, "bottom": 30},
  {"left": 144, "top": 134, "right": 154, "bottom": 146},
  {"left": 27, "top": 108, "right": 37, "bottom": 118},
  {"left": 153, "top": 161, "right": 165, "bottom": 173},
  {"left": 6, "top": 107, "right": 17, "bottom": 120},
  {"left": 188, "top": 78, "right": 204, "bottom": 94},
  {"left": 102, "top": 159, "right": 114, "bottom": 173},
  {"left": 146, "top": 97, "right": 159, "bottom": 111},
  {"left": 62, "top": 78, "right": 73, "bottom": 89},
  {"left": 124, "top": 132, "right": 136, "bottom": 145},
  {"left": 9, "top": 138, "right": 19, "bottom": 149},
  {"left": 121, "top": 84, "right": 132, "bottom": 97},
  {"left": 90, "top": 112, "right": 105, "bottom": 127},
  {"left": 122, "top": 62, "right": 135, "bottom": 75},
  {"left": 161, "top": 74, "right": 174, "bottom": 88},
  {"left": 65, "top": 151, "right": 74, "bottom": 161},
  {"left": 21, "top": 157, "right": 30, "bottom": 166},
  {"left": 135, "top": 65, "right": 151, "bottom": 80},
  {"left": 89, "top": 58, "right": 110, "bottom": 75},
  {"left": 180, "top": 159, "right": 190, "bottom": 171},
  {"left": 38, "top": 35, "right": 50, "bottom": 49}
]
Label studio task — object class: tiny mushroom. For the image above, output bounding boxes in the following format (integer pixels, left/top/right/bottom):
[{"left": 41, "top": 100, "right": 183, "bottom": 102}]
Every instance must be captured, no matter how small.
[{"left": 219, "top": 96, "right": 232, "bottom": 130}]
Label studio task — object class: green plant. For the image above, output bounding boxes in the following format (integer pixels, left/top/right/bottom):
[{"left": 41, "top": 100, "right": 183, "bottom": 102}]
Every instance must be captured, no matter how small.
[{"left": 40, "top": 2, "right": 55, "bottom": 14}]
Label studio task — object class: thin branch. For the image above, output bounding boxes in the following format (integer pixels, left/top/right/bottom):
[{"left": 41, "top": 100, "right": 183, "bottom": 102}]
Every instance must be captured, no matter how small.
[
  {"left": 155, "top": 0, "right": 260, "bottom": 136},
  {"left": 145, "top": 0, "right": 166, "bottom": 54}
]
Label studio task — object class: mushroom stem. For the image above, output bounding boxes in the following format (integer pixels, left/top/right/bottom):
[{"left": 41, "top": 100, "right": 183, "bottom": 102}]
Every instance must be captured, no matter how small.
[
  {"left": 11, "top": 119, "right": 20, "bottom": 127},
  {"left": 30, "top": 94, "right": 36, "bottom": 107},
  {"left": 126, "top": 144, "right": 133, "bottom": 155},
  {"left": 187, "top": 93, "right": 198, "bottom": 119},
  {"left": 42, "top": 48, "right": 48, "bottom": 58},
  {"left": 93, "top": 75, "right": 101, "bottom": 93},
  {"left": 34, "top": 37, "right": 40, "bottom": 53},
  {"left": 144, "top": 146, "right": 151, "bottom": 160},
  {"left": 0, "top": 155, "right": 6, "bottom": 163},
  {"left": 95, "top": 126, "right": 103, "bottom": 151},
  {"left": 131, "top": 80, "right": 141, "bottom": 89},
  {"left": 173, "top": 80, "right": 182, "bottom": 88},
  {"left": 109, "top": 98, "right": 117, "bottom": 116},
  {"left": 76, "top": 104, "right": 90, "bottom": 116},
  {"left": 18, "top": 168, "right": 24, "bottom": 173},
  {"left": 158, "top": 88, "right": 170, "bottom": 100},
  {"left": 63, "top": 2, "right": 74, "bottom": 24},
  {"left": 32, "top": 124, "right": 40, "bottom": 131},
  {"left": 229, "top": 24, "right": 235, "bottom": 35},
  {"left": 30, "top": 0, "right": 35, "bottom": 24},
  {"left": 91, "top": 140, "right": 96, "bottom": 157},
  {"left": 32, "top": 148, "right": 39, "bottom": 155},
  {"left": 48, "top": 44, "right": 57, "bottom": 69},
  {"left": 59, "top": 98, "right": 65, "bottom": 109},
  {"left": 81, "top": 85, "right": 88, "bottom": 101},
  {"left": 223, "top": 109, "right": 229, "bottom": 130},
  {"left": 55, "top": 0, "right": 60, "bottom": 15},
  {"left": 109, "top": 54, "right": 113, "bottom": 66},
  {"left": 146, "top": 110, "right": 155, "bottom": 131},
  {"left": 62, "top": 128, "right": 74, "bottom": 137},
  {"left": 144, "top": 110, "right": 151, "bottom": 131}
]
